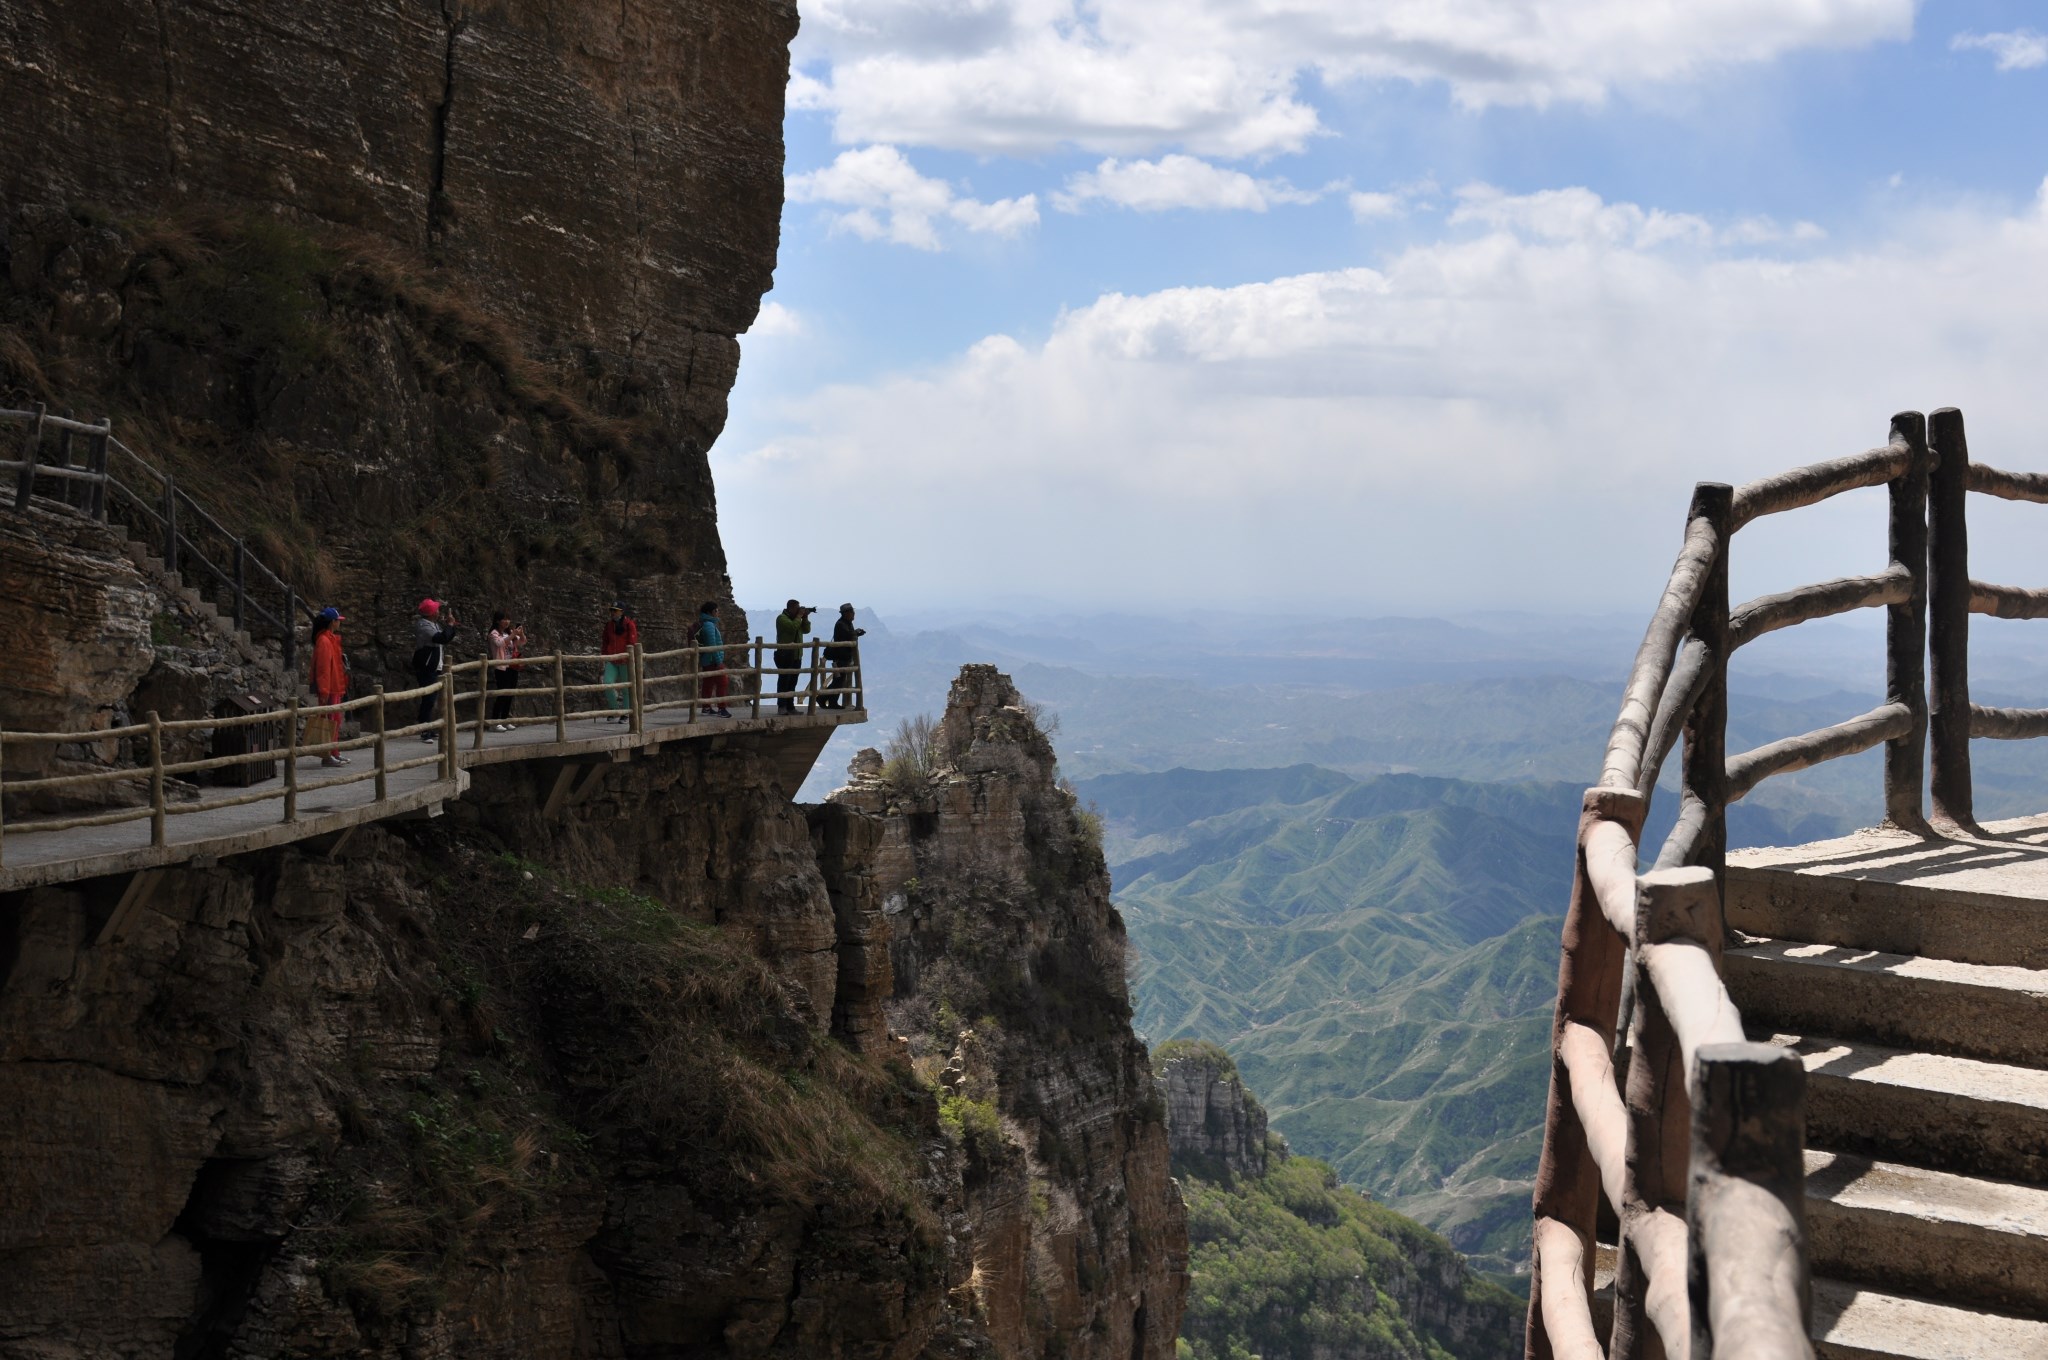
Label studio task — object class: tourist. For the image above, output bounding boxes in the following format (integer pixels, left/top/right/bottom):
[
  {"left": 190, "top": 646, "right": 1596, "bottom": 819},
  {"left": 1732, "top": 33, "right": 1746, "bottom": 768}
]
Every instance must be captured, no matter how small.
[
  {"left": 310, "top": 606, "right": 350, "bottom": 766},
  {"left": 487, "top": 611, "right": 526, "bottom": 731},
  {"left": 600, "top": 601, "right": 637, "bottom": 723},
  {"left": 823, "top": 603, "right": 865, "bottom": 709},
  {"left": 775, "top": 599, "right": 813, "bottom": 714},
  {"left": 412, "top": 598, "right": 459, "bottom": 740},
  {"left": 694, "top": 600, "right": 732, "bottom": 717}
]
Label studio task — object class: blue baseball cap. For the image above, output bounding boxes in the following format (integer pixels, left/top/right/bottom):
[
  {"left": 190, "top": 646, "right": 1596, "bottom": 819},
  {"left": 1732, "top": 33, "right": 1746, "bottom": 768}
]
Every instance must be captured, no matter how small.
[{"left": 318, "top": 605, "right": 344, "bottom": 622}]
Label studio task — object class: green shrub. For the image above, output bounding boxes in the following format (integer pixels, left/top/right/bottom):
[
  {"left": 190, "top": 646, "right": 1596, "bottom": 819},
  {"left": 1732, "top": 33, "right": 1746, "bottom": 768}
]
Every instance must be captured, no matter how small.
[{"left": 881, "top": 713, "right": 941, "bottom": 796}]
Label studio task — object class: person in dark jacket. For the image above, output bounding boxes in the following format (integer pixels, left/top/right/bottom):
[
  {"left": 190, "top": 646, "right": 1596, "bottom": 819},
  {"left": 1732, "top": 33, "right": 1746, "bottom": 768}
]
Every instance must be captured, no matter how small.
[
  {"left": 823, "top": 603, "right": 865, "bottom": 709},
  {"left": 412, "top": 598, "right": 459, "bottom": 740},
  {"left": 774, "top": 599, "right": 813, "bottom": 714}
]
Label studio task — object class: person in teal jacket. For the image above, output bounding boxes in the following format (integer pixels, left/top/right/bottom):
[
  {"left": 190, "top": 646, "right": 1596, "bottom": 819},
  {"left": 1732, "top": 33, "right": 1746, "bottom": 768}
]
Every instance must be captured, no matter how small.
[{"left": 693, "top": 601, "right": 732, "bottom": 717}]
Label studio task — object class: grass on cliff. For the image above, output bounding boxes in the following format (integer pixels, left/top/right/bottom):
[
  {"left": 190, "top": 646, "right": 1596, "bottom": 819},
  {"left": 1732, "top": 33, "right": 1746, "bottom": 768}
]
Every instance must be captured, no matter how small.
[
  {"left": 306, "top": 845, "right": 942, "bottom": 1321},
  {"left": 1177, "top": 1155, "right": 1522, "bottom": 1360}
]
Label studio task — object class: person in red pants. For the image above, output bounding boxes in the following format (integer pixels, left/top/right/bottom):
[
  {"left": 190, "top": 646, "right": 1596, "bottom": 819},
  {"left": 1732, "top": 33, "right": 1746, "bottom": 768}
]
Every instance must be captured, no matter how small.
[{"left": 310, "top": 606, "right": 350, "bottom": 767}]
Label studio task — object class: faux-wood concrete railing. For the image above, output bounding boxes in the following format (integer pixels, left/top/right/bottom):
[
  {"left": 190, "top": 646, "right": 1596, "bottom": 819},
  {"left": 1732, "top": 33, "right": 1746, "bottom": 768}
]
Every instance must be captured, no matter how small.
[
  {"left": 3, "top": 403, "right": 310, "bottom": 668},
  {"left": 1925, "top": 407, "right": 2048, "bottom": 829},
  {"left": 1530, "top": 413, "right": 1941, "bottom": 1360},
  {"left": 0, "top": 638, "right": 864, "bottom": 869}
]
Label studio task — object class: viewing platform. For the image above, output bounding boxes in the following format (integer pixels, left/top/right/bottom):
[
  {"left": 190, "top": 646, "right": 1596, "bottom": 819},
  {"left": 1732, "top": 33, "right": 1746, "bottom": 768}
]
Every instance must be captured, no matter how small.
[{"left": 0, "top": 644, "right": 866, "bottom": 894}]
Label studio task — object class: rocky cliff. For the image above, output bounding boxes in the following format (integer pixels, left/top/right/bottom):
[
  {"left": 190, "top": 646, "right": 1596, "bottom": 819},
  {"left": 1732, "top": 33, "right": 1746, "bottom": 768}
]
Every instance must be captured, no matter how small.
[
  {"left": 0, "top": 666, "right": 1190, "bottom": 1358},
  {"left": 1161, "top": 1043, "right": 1523, "bottom": 1360},
  {"left": 1154, "top": 1040, "right": 1274, "bottom": 1182},
  {"left": 1, "top": 0, "right": 796, "bottom": 678},
  {"left": 820, "top": 665, "right": 1190, "bottom": 1360}
]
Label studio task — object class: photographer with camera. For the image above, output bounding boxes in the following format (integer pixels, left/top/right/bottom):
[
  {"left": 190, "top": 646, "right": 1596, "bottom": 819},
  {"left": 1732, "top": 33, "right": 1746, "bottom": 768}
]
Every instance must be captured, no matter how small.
[
  {"left": 823, "top": 603, "right": 866, "bottom": 710},
  {"left": 775, "top": 599, "right": 815, "bottom": 714},
  {"left": 412, "top": 599, "right": 460, "bottom": 740}
]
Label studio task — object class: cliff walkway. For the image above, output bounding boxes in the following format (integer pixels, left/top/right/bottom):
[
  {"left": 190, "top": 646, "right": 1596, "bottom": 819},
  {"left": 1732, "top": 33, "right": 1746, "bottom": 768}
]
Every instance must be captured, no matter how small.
[
  {"left": 0, "top": 642, "right": 868, "bottom": 894},
  {"left": 1530, "top": 408, "right": 2048, "bottom": 1360},
  {"left": 0, "top": 403, "right": 868, "bottom": 895}
]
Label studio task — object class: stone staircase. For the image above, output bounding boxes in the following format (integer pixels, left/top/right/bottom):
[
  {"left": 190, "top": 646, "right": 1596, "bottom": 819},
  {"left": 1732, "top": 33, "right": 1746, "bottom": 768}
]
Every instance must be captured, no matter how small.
[
  {"left": 117, "top": 531, "right": 304, "bottom": 702},
  {"left": 1724, "top": 858, "right": 2048, "bottom": 1358}
]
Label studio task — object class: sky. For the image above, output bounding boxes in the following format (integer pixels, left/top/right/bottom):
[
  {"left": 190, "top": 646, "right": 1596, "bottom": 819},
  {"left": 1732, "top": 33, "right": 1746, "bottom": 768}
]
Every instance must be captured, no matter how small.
[{"left": 714, "top": 0, "right": 2048, "bottom": 620}]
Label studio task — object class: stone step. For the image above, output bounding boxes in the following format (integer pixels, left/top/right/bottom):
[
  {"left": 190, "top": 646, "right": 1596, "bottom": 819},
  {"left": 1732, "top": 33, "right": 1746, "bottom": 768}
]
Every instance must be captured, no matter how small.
[
  {"left": 1728, "top": 860, "right": 2048, "bottom": 971},
  {"left": 1730, "top": 940, "right": 2048, "bottom": 1068},
  {"left": 1806, "top": 1148, "right": 2048, "bottom": 1318},
  {"left": 1767, "top": 1032, "right": 2048, "bottom": 1185},
  {"left": 1813, "top": 1277, "right": 2048, "bottom": 1359}
]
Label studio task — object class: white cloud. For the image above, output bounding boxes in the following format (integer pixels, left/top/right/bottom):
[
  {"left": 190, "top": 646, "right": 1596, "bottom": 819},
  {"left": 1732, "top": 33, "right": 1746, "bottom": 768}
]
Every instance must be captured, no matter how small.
[
  {"left": 1953, "top": 29, "right": 2048, "bottom": 71},
  {"left": 792, "top": 0, "right": 1916, "bottom": 157},
  {"left": 1451, "top": 184, "right": 1825, "bottom": 250},
  {"left": 725, "top": 179, "right": 2048, "bottom": 611},
  {"left": 747, "top": 301, "right": 806, "bottom": 338},
  {"left": 786, "top": 146, "right": 1039, "bottom": 250},
  {"left": 1349, "top": 192, "right": 1406, "bottom": 222},
  {"left": 1054, "top": 155, "right": 1327, "bottom": 213}
]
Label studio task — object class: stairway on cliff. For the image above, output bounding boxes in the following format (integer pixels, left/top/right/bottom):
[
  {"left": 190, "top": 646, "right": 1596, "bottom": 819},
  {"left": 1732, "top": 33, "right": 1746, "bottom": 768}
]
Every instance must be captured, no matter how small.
[
  {"left": 1724, "top": 825, "right": 2048, "bottom": 1359},
  {"left": 115, "top": 530, "right": 301, "bottom": 702}
]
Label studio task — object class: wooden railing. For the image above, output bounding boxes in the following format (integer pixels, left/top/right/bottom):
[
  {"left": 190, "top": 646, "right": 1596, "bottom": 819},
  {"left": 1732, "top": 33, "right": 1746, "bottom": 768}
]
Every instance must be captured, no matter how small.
[
  {"left": 3, "top": 403, "right": 310, "bottom": 668},
  {"left": 1925, "top": 407, "right": 2048, "bottom": 829},
  {"left": 1530, "top": 412, "right": 1939, "bottom": 1360},
  {"left": 0, "top": 638, "right": 864, "bottom": 868}
]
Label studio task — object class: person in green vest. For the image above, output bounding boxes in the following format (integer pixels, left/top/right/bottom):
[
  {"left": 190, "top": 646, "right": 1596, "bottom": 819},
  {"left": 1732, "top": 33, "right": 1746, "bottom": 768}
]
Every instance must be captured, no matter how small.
[{"left": 774, "top": 598, "right": 814, "bottom": 714}]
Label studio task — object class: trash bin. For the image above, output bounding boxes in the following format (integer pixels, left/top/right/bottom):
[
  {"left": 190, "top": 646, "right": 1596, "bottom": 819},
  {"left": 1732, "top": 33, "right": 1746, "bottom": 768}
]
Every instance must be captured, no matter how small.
[{"left": 211, "top": 692, "right": 278, "bottom": 786}]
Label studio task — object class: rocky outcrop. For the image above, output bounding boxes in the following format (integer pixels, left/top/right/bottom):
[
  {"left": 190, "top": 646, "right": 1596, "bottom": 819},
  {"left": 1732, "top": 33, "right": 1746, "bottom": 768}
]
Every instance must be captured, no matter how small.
[
  {"left": 0, "top": 671, "right": 1190, "bottom": 1358},
  {"left": 0, "top": 0, "right": 793, "bottom": 452},
  {"left": 826, "top": 665, "right": 1192, "bottom": 1360},
  {"left": 0, "top": 498, "right": 153, "bottom": 747},
  {"left": 0, "top": 0, "right": 799, "bottom": 682},
  {"left": 1157, "top": 1043, "right": 1273, "bottom": 1181}
]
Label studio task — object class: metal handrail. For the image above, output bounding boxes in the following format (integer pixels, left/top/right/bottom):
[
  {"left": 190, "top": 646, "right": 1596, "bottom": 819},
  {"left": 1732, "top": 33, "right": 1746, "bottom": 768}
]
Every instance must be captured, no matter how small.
[{"left": 4, "top": 403, "right": 311, "bottom": 667}]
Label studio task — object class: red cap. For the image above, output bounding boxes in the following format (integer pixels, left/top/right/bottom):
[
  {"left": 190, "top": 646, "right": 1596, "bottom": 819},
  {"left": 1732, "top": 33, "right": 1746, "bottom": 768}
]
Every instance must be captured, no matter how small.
[{"left": 418, "top": 598, "right": 440, "bottom": 617}]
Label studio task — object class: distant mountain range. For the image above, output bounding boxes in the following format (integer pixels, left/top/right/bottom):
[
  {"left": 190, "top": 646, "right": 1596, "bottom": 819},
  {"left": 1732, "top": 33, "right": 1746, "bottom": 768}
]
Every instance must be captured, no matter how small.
[{"left": 1080, "top": 763, "right": 1865, "bottom": 1277}]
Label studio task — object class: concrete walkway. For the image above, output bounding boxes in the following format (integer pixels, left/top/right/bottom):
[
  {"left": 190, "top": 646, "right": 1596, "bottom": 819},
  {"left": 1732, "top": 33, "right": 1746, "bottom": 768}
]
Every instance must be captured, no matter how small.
[{"left": 0, "top": 703, "right": 864, "bottom": 893}]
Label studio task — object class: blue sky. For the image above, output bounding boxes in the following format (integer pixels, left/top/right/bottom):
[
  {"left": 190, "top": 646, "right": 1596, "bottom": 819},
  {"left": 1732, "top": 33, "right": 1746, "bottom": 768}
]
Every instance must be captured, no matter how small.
[{"left": 717, "top": 1, "right": 2048, "bottom": 617}]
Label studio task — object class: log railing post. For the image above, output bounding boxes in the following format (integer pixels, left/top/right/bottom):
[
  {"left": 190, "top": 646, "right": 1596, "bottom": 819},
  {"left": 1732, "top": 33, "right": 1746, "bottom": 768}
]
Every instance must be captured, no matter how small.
[
  {"left": 147, "top": 711, "right": 166, "bottom": 847},
  {"left": 89, "top": 420, "right": 110, "bottom": 521},
  {"left": 16, "top": 403, "right": 44, "bottom": 511},
  {"left": 1687, "top": 1043, "right": 1809, "bottom": 1360},
  {"left": 750, "top": 636, "right": 764, "bottom": 719},
  {"left": 1928, "top": 406, "right": 1974, "bottom": 829},
  {"left": 552, "top": 652, "right": 568, "bottom": 743},
  {"left": 282, "top": 587, "right": 297, "bottom": 672},
  {"left": 1612, "top": 866, "right": 1719, "bottom": 1360},
  {"left": 54, "top": 411, "right": 74, "bottom": 512},
  {"left": 1528, "top": 786, "right": 1645, "bottom": 1360},
  {"left": 687, "top": 645, "right": 699, "bottom": 723},
  {"left": 1885, "top": 412, "right": 1931, "bottom": 832},
  {"left": 629, "top": 642, "right": 645, "bottom": 735},
  {"left": 283, "top": 698, "right": 300, "bottom": 822},
  {"left": 475, "top": 655, "right": 489, "bottom": 749},
  {"left": 440, "top": 669, "right": 457, "bottom": 777},
  {"left": 373, "top": 683, "right": 388, "bottom": 801},
  {"left": 808, "top": 638, "right": 823, "bottom": 714},
  {"left": 1682, "top": 483, "right": 1732, "bottom": 883}
]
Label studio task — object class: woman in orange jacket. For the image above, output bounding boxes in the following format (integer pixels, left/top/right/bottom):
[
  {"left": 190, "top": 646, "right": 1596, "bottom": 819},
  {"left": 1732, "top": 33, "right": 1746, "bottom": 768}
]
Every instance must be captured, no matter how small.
[{"left": 310, "top": 606, "right": 350, "bottom": 767}]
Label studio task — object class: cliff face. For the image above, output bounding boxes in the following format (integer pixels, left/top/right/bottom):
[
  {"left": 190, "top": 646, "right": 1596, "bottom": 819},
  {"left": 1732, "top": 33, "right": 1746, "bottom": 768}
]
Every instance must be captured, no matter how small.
[
  {"left": 0, "top": 0, "right": 795, "bottom": 675},
  {"left": 0, "top": 0, "right": 790, "bottom": 450},
  {"left": 0, "top": 667, "right": 1190, "bottom": 1358},
  {"left": 821, "top": 666, "right": 1191, "bottom": 1360},
  {"left": 1155, "top": 1043, "right": 1272, "bottom": 1181},
  {"left": 1162, "top": 1045, "right": 1524, "bottom": 1360}
]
